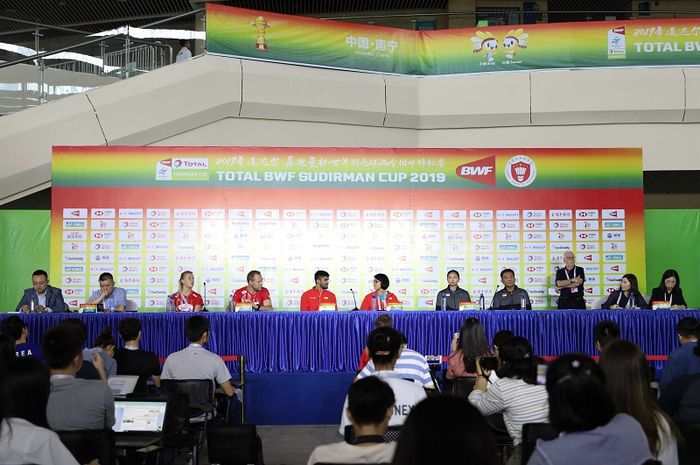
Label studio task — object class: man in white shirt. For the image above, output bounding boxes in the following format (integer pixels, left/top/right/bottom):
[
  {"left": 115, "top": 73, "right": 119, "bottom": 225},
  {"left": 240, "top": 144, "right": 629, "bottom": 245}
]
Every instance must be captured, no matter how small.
[
  {"left": 309, "top": 376, "right": 396, "bottom": 465},
  {"left": 356, "top": 332, "right": 435, "bottom": 389},
  {"left": 161, "top": 315, "right": 234, "bottom": 397},
  {"left": 176, "top": 40, "right": 192, "bottom": 63},
  {"left": 340, "top": 327, "right": 426, "bottom": 434}
]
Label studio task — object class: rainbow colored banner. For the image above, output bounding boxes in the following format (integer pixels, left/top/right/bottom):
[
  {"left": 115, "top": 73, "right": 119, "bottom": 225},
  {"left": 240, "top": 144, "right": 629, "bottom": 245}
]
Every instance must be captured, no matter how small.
[
  {"left": 207, "top": 3, "right": 700, "bottom": 75},
  {"left": 51, "top": 146, "right": 645, "bottom": 312}
]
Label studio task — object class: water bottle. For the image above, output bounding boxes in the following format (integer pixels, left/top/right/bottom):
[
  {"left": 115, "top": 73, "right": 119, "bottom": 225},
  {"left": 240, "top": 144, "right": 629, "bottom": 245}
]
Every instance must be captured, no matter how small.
[
  {"left": 30, "top": 300, "right": 35, "bottom": 313},
  {"left": 166, "top": 295, "right": 174, "bottom": 312},
  {"left": 479, "top": 293, "right": 485, "bottom": 311},
  {"left": 371, "top": 296, "right": 377, "bottom": 311},
  {"left": 441, "top": 295, "right": 447, "bottom": 311},
  {"left": 520, "top": 295, "right": 526, "bottom": 310}
]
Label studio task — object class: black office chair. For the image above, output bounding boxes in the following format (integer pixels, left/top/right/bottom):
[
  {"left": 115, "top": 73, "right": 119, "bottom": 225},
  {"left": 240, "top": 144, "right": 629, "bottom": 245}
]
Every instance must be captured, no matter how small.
[
  {"left": 160, "top": 379, "right": 215, "bottom": 465},
  {"left": 344, "top": 425, "right": 401, "bottom": 443},
  {"left": 57, "top": 429, "right": 116, "bottom": 465},
  {"left": 207, "top": 422, "right": 264, "bottom": 465},
  {"left": 520, "top": 422, "right": 559, "bottom": 465},
  {"left": 451, "top": 376, "right": 477, "bottom": 399},
  {"left": 677, "top": 422, "right": 700, "bottom": 465}
]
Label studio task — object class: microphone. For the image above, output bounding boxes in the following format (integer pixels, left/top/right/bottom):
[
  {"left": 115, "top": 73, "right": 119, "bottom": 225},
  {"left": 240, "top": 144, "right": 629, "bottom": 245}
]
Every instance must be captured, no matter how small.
[
  {"left": 350, "top": 288, "right": 359, "bottom": 311},
  {"left": 490, "top": 285, "right": 501, "bottom": 311},
  {"left": 201, "top": 282, "right": 209, "bottom": 312}
]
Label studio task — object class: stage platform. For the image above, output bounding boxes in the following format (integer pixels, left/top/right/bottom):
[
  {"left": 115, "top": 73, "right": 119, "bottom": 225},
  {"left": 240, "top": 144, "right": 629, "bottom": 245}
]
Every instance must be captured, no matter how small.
[{"left": 3, "top": 310, "right": 698, "bottom": 424}]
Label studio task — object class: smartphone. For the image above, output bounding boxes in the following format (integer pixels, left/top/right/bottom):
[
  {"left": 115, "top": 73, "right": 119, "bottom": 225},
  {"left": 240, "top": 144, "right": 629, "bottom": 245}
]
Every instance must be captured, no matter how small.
[{"left": 536, "top": 363, "right": 548, "bottom": 385}]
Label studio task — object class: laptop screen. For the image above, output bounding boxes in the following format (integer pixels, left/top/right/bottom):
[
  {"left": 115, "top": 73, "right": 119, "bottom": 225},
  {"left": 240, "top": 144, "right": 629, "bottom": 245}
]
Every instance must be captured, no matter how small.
[{"left": 113, "top": 400, "right": 167, "bottom": 433}]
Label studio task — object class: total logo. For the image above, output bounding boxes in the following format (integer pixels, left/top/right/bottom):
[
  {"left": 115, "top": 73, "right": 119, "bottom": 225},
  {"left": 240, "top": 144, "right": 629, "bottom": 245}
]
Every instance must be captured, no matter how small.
[
  {"left": 455, "top": 156, "right": 496, "bottom": 186},
  {"left": 505, "top": 155, "right": 537, "bottom": 187}
]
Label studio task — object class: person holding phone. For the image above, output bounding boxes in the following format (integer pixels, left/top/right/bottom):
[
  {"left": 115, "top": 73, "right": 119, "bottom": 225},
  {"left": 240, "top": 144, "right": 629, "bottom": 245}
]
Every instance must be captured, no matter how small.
[{"left": 446, "top": 318, "right": 492, "bottom": 379}]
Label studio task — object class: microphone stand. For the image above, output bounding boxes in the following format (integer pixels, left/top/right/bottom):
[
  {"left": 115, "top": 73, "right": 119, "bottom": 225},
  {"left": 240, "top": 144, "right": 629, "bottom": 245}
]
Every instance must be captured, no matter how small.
[
  {"left": 350, "top": 288, "right": 359, "bottom": 311},
  {"left": 201, "top": 282, "right": 209, "bottom": 312}
]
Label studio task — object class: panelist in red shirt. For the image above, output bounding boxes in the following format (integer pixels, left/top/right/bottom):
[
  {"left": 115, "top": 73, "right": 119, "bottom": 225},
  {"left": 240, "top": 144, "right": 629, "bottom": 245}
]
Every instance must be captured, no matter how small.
[
  {"left": 169, "top": 270, "right": 204, "bottom": 312},
  {"left": 360, "top": 273, "right": 401, "bottom": 311},
  {"left": 300, "top": 270, "right": 337, "bottom": 311},
  {"left": 232, "top": 270, "right": 273, "bottom": 311}
]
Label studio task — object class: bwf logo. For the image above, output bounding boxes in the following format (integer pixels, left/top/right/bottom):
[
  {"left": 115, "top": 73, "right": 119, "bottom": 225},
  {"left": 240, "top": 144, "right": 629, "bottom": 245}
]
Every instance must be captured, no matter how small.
[{"left": 455, "top": 156, "right": 496, "bottom": 186}]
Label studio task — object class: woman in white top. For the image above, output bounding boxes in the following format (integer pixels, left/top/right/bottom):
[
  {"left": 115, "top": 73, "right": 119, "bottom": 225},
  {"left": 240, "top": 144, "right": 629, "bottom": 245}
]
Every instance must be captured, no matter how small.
[
  {"left": 468, "top": 336, "right": 549, "bottom": 465},
  {"left": 600, "top": 340, "right": 679, "bottom": 465},
  {"left": 0, "top": 357, "right": 97, "bottom": 465}
]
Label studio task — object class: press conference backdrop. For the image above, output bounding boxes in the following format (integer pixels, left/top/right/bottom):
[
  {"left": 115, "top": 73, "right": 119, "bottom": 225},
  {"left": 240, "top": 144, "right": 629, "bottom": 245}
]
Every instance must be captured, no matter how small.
[
  {"left": 46, "top": 146, "right": 646, "bottom": 311},
  {"left": 1, "top": 209, "right": 698, "bottom": 312}
]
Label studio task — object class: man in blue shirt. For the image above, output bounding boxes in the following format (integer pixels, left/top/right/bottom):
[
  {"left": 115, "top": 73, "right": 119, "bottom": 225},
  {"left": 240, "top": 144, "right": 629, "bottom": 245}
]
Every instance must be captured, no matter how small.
[
  {"left": 0, "top": 315, "right": 42, "bottom": 359},
  {"left": 88, "top": 272, "right": 127, "bottom": 312},
  {"left": 660, "top": 317, "right": 700, "bottom": 391},
  {"left": 15, "top": 269, "right": 68, "bottom": 313}
]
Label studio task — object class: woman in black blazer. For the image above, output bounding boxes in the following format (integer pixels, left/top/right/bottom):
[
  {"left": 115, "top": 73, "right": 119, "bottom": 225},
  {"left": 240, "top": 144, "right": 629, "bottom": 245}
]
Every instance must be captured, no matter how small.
[
  {"left": 601, "top": 273, "right": 649, "bottom": 309},
  {"left": 650, "top": 269, "right": 687, "bottom": 309}
]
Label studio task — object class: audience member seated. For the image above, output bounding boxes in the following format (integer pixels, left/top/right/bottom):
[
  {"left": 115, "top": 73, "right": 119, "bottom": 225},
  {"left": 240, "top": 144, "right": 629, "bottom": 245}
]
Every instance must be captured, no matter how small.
[
  {"left": 0, "top": 334, "right": 15, "bottom": 363},
  {"left": 0, "top": 357, "right": 97, "bottom": 465},
  {"left": 660, "top": 317, "right": 700, "bottom": 391},
  {"left": 391, "top": 395, "right": 499, "bottom": 465},
  {"left": 161, "top": 315, "right": 235, "bottom": 397},
  {"left": 58, "top": 319, "right": 106, "bottom": 381},
  {"left": 84, "top": 326, "right": 118, "bottom": 378},
  {"left": 308, "top": 376, "right": 396, "bottom": 465},
  {"left": 113, "top": 317, "right": 161, "bottom": 393},
  {"left": 650, "top": 269, "right": 687, "bottom": 309},
  {"left": 527, "top": 354, "right": 652, "bottom": 465},
  {"left": 15, "top": 269, "right": 68, "bottom": 313},
  {"left": 600, "top": 340, "right": 679, "bottom": 464},
  {"left": 594, "top": 320, "right": 621, "bottom": 353},
  {"left": 356, "top": 330, "right": 435, "bottom": 390},
  {"left": 42, "top": 325, "right": 115, "bottom": 431},
  {"left": 659, "top": 318, "right": 700, "bottom": 423},
  {"left": 340, "top": 327, "right": 426, "bottom": 435},
  {"left": 492, "top": 329, "right": 515, "bottom": 356},
  {"left": 600, "top": 274, "right": 649, "bottom": 309},
  {"left": 446, "top": 317, "right": 492, "bottom": 379},
  {"left": 357, "top": 314, "right": 393, "bottom": 371},
  {"left": 0, "top": 315, "right": 42, "bottom": 359},
  {"left": 468, "top": 336, "right": 549, "bottom": 465}
]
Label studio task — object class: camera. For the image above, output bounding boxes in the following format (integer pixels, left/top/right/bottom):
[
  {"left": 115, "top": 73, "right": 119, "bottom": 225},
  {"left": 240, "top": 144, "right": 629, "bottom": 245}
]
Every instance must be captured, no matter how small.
[{"left": 479, "top": 356, "right": 498, "bottom": 371}]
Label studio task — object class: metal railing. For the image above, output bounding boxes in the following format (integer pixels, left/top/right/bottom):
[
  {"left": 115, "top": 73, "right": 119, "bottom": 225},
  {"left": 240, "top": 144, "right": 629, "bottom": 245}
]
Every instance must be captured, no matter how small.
[{"left": 0, "top": 9, "right": 202, "bottom": 113}]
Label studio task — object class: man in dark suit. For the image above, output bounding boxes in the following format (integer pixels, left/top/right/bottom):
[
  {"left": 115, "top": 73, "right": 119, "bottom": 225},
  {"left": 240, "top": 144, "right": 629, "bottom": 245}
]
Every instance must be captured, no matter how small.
[{"left": 16, "top": 269, "right": 68, "bottom": 313}]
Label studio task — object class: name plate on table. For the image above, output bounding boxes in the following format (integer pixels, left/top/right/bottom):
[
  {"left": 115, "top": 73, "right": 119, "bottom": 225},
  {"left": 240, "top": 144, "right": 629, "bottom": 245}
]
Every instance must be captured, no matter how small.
[
  {"left": 79, "top": 304, "right": 98, "bottom": 313},
  {"left": 235, "top": 303, "right": 253, "bottom": 312},
  {"left": 387, "top": 302, "right": 403, "bottom": 311},
  {"left": 651, "top": 301, "right": 671, "bottom": 310},
  {"left": 319, "top": 303, "right": 336, "bottom": 311},
  {"left": 459, "top": 301, "right": 479, "bottom": 311}
]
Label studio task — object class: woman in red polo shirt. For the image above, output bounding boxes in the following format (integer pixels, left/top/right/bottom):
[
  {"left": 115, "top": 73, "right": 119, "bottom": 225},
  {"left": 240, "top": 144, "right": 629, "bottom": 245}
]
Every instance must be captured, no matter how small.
[{"left": 168, "top": 270, "right": 203, "bottom": 312}]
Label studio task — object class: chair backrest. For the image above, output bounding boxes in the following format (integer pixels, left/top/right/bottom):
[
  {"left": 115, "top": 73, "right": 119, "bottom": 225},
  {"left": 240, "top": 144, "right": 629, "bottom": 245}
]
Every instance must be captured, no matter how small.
[
  {"left": 677, "top": 422, "right": 700, "bottom": 465},
  {"left": 521, "top": 423, "right": 559, "bottom": 465},
  {"left": 451, "top": 376, "right": 477, "bottom": 398},
  {"left": 161, "top": 379, "right": 214, "bottom": 417},
  {"left": 344, "top": 425, "right": 401, "bottom": 444},
  {"left": 207, "top": 422, "right": 262, "bottom": 465},
  {"left": 57, "top": 429, "right": 116, "bottom": 465}
]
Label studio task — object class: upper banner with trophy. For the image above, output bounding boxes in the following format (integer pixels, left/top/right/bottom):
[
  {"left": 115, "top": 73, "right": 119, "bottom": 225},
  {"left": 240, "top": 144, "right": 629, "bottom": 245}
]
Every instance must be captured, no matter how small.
[{"left": 206, "top": 3, "right": 700, "bottom": 75}]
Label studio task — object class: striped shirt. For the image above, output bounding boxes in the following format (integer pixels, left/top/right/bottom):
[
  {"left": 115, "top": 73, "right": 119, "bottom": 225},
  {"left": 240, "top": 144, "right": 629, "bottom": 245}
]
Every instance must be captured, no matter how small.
[
  {"left": 468, "top": 377, "right": 549, "bottom": 445},
  {"left": 356, "top": 347, "right": 435, "bottom": 389}
]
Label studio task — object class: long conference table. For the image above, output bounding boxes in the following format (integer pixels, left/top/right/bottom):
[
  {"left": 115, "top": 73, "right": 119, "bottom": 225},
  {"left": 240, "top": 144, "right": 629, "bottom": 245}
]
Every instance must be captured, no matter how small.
[
  {"left": 5, "top": 309, "right": 700, "bottom": 424},
  {"left": 4, "top": 309, "right": 700, "bottom": 373}
]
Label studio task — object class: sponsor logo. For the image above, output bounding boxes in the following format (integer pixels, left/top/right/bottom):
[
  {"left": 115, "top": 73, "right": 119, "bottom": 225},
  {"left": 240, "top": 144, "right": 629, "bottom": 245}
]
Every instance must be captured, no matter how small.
[
  {"left": 119, "top": 209, "right": 144, "bottom": 218},
  {"left": 505, "top": 155, "right": 537, "bottom": 187},
  {"left": 576, "top": 209, "right": 599, "bottom": 219},
  {"left": 456, "top": 156, "right": 496, "bottom": 186},
  {"left": 523, "top": 210, "right": 546, "bottom": 219},
  {"left": 63, "top": 220, "right": 87, "bottom": 229},
  {"left": 63, "top": 265, "right": 85, "bottom": 273},
  {"left": 604, "top": 253, "right": 626, "bottom": 262},
  {"left": 63, "top": 208, "right": 87, "bottom": 218},
  {"left": 470, "top": 210, "right": 494, "bottom": 220}
]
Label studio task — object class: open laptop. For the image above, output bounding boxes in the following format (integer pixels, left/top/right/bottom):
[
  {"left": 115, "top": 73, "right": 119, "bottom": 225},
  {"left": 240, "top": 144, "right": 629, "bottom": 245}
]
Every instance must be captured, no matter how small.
[
  {"left": 108, "top": 375, "right": 139, "bottom": 398},
  {"left": 113, "top": 399, "right": 168, "bottom": 448}
]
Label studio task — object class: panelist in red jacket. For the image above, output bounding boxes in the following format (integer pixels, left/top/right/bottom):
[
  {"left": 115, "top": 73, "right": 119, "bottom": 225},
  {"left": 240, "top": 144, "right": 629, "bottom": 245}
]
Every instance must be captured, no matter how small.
[
  {"left": 300, "top": 270, "right": 337, "bottom": 311},
  {"left": 360, "top": 273, "right": 401, "bottom": 311}
]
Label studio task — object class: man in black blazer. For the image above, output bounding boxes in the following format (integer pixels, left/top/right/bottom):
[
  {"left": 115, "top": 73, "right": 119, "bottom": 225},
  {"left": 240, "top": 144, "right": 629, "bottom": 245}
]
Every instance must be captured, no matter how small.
[{"left": 16, "top": 269, "right": 68, "bottom": 313}]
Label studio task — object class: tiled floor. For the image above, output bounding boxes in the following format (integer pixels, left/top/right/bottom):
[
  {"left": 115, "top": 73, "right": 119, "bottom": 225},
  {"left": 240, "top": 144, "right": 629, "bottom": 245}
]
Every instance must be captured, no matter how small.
[{"left": 258, "top": 425, "right": 341, "bottom": 465}]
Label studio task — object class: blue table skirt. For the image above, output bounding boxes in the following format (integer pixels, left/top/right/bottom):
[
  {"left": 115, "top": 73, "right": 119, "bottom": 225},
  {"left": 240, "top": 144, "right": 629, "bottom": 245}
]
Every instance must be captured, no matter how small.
[{"left": 4, "top": 310, "right": 699, "bottom": 373}]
